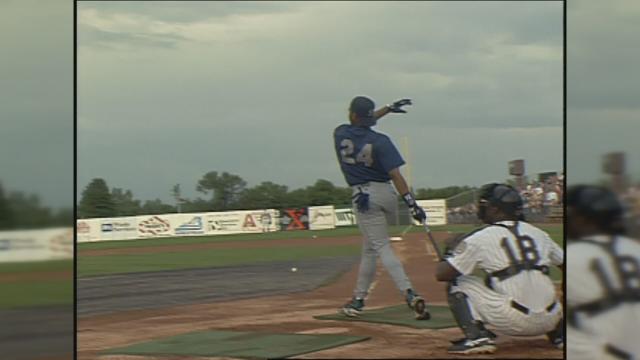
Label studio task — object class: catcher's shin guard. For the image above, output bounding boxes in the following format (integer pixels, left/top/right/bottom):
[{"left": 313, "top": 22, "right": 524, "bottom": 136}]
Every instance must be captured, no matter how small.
[{"left": 447, "top": 288, "right": 493, "bottom": 340}]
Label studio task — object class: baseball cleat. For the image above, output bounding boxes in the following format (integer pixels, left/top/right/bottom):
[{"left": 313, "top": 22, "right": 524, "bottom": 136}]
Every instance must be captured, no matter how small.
[
  {"left": 546, "top": 319, "right": 563, "bottom": 349},
  {"left": 405, "top": 289, "right": 430, "bottom": 320},
  {"left": 447, "top": 337, "right": 497, "bottom": 354},
  {"left": 341, "top": 297, "right": 364, "bottom": 317}
]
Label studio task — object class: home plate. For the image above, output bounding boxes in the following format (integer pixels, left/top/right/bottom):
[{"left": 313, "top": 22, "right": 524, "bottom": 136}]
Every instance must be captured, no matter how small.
[
  {"left": 297, "top": 327, "right": 349, "bottom": 334},
  {"left": 390, "top": 236, "right": 403, "bottom": 242}
]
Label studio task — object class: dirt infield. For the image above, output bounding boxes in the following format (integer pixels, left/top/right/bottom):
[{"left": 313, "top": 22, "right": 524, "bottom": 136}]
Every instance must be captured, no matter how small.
[
  {"left": 78, "top": 232, "right": 563, "bottom": 359},
  {"left": 0, "top": 270, "right": 72, "bottom": 283}
]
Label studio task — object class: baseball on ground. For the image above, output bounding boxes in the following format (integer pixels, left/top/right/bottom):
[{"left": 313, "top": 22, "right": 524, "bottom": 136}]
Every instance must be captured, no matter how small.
[{"left": 291, "top": 267, "right": 298, "bottom": 272}]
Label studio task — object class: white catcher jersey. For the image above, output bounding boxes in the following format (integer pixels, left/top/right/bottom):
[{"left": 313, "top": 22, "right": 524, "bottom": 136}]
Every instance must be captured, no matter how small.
[
  {"left": 447, "top": 221, "right": 563, "bottom": 311},
  {"left": 567, "top": 235, "right": 640, "bottom": 359}
]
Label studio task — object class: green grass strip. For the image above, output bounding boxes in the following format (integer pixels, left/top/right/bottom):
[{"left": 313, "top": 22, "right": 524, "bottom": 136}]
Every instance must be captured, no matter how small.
[
  {"left": 0, "top": 260, "right": 73, "bottom": 274},
  {"left": 78, "top": 244, "right": 360, "bottom": 277},
  {"left": 104, "top": 330, "right": 370, "bottom": 359},
  {"left": 0, "top": 280, "right": 73, "bottom": 309},
  {"left": 78, "top": 224, "right": 562, "bottom": 251}
]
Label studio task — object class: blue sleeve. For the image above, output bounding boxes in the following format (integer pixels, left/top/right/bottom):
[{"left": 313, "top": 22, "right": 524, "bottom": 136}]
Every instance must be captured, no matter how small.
[{"left": 376, "top": 136, "right": 405, "bottom": 173}]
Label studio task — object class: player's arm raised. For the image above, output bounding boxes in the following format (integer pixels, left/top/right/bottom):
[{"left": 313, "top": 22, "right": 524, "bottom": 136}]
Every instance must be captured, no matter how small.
[{"left": 373, "top": 98, "right": 412, "bottom": 121}]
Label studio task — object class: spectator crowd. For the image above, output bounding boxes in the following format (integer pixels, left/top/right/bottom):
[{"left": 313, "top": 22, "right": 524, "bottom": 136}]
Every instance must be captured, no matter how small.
[{"left": 446, "top": 174, "right": 565, "bottom": 224}]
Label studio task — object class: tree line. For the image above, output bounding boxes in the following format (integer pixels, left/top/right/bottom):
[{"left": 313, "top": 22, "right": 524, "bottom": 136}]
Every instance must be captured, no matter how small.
[
  {"left": 77, "top": 171, "right": 475, "bottom": 219},
  {"left": 0, "top": 181, "right": 73, "bottom": 230}
]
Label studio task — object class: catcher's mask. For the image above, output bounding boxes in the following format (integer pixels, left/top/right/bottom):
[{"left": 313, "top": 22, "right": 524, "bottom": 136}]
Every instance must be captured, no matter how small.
[
  {"left": 349, "top": 96, "right": 376, "bottom": 127},
  {"left": 566, "top": 185, "right": 626, "bottom": 235},
  {"left": 477, "top": 183, "right": 524, "bottom": 223}
]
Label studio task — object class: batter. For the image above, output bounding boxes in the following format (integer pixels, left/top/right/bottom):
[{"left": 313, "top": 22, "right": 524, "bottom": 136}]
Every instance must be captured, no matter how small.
[{"left": 333, "top": 95, "right": 430, "bottom": 320}]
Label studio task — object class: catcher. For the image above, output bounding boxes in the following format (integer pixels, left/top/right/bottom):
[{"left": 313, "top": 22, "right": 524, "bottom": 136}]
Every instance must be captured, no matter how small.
[{"left": 434, "top": 183, "right": 563, "bottom": 354}]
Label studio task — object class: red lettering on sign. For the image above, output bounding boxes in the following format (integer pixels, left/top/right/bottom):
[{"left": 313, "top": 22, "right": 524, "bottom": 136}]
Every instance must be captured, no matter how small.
[
  {"left": 243, "top": 214, "right": 256, "bottom": 228},
  {"left": 286, "top": 209, "right": 305, "bottom": 230}
]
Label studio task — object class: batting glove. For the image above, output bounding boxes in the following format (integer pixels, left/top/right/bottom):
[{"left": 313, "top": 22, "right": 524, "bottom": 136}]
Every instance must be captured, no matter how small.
[
  {"left": 402, "top": 192, "right": 427, "bottom": 223},
  {"left": 388, "top": 98, "right": 412, "bottom": 113}
]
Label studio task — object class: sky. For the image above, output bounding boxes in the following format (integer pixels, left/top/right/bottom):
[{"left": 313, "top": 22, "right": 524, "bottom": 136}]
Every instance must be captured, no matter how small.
[
  {"left": 567, "top": 0, "right": 640, "bottom": 185},
  {"left": 77, "top": 1, "right": 564, "bottom": 205},
  {"left": 0, "top": 0, "right": 72, "bottom": 209}
]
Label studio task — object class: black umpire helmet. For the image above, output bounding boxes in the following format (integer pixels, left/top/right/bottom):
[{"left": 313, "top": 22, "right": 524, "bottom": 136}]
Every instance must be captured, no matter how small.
[
  {"left": 566, "top": 185, "right": 626, "bottom": 235},
  {"left": 477, "top": 183, "right": 524, "bottom": 222}
]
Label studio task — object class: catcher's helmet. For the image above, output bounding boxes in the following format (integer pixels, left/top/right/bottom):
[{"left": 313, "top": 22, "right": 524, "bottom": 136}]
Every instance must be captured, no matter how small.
[
  {"left": 349, "top": 96, "right": 376, "bottom": 127},
  {"left": 566, "top": 185, "right": 626, "bottom": 234},
  {"left": 477, "top": 183, "right": 524, "bottom": 221}
]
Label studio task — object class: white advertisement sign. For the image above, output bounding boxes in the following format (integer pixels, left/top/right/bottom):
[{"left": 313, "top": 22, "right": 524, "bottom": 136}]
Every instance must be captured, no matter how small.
[
  {"left": 137, "top": 215, "right": 173, "bottom": 238},
  {"left": 415, "top": 199, "right": 448, "bottom": 226},
  {"left": 48, "top": 228, "right": 74, "bottom": 260},
  {"left": 0, "top": 228, "right": 73, "bottom": 263},
  {"left": 171, "top": 214, "right": 207, "bottom": 236},
  {"left": 76, "top": 219, "right": 102, "bottom": 243},
  {"left": 334, "top": 208, "right": 357, "bottom": 227},
  {"left": 205, "top": 209, "right": 278, "bottom": 235},
  {"left": 99, "top": 217, "right": 139, "bottom": 241},
  {"left": 308, "top": 206, "right": 336, "bottom": 230},
  {"left": 76, "top": 209, "right": 281, "bottom": 243}
]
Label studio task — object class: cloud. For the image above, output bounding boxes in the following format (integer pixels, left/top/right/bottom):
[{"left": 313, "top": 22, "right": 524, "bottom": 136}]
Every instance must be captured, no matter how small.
[
  {"left": 77, "top": 1, "right": 563, "bottom": 203},
  {"left": 567, "top": 0, "right": 640, "bottom": 184},
  {"left": 0, "top": 0, "right": 72, "bottom": 208}
]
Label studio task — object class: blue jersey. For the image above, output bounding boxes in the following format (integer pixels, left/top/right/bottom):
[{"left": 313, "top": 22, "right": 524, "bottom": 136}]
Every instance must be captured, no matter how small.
[{"left": 333, "top": 124, "right": 405, "bottom": 186}]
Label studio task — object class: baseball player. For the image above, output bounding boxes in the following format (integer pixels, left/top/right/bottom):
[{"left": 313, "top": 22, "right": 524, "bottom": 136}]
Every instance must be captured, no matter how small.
[
  {"left": 566, "top": 185, "right": 640, "bottom": 359},
  {"left": 333, "top": 95, "right": 430, "bottom": 320},
  {"left": 435, "top": 183, "right": 563, "bottom": 354}
]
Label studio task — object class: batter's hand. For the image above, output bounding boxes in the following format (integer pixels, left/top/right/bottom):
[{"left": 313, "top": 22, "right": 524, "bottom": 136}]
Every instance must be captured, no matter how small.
[
  {"left": 388, "top": 98, "right": 412, "bottom": 113},
  {"left": 410, "top": 205, "right": 427, "bottom": 223}
]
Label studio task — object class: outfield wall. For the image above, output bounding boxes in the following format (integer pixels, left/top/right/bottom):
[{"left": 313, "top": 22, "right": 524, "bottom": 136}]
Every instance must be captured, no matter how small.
[
  {"left": 76, "top": 200, "right": 448, "bottom": 243},
  {"left": 0, "top": 227, "right": 73, "bottom": 262},
  {"left": 77, "top": 206, "right": 346, "bottom": 243},
  {"left": 77, "top": 209, "right": 281, "bottom": 243}
]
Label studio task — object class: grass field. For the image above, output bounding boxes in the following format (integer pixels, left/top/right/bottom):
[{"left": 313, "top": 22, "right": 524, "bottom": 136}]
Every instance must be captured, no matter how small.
[
  {"left": 0, "top": 259, "right": 73, "bottom": 274},
  {"left": 0, "top": 280, "right": 73, "bottom": 308},
  {"left": 78, "top": 245, "right": 360, "bottom": 277},
  {"left": 0, "top": 260, "right": 73, "bottom": 309},
  {"left": 78, "top": 224, "right": 563, "bottom": 279}
]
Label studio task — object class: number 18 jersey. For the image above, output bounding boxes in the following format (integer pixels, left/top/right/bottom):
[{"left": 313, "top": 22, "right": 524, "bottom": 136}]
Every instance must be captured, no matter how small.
[
  {"left": 447, "top": 221, "right": 564, "bottom": 311},
  {"left": 333, "top": 124, "right": 405, "bottom": 186}
]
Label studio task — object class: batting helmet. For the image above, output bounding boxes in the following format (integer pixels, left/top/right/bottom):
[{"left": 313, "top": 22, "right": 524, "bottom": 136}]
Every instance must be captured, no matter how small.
[
  {"left": 477, "top": 183, "right": 524, "bottom": 221},
  {"left": 349, "top": 96, "right": 376, "bottom": 127},
  {"left": 566, "top": 185, "right": 626, "bottom": 234}
]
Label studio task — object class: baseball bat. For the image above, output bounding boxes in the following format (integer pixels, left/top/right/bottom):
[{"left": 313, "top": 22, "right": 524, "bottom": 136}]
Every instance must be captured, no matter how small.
[{"left": 422, "top": 222, "right": 444, "bottom": 261}]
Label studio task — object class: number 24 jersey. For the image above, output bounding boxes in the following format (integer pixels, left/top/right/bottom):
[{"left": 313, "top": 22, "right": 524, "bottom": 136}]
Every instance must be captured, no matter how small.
[{"left": 333, "top": 124, "right": 405, "bottom": 186}]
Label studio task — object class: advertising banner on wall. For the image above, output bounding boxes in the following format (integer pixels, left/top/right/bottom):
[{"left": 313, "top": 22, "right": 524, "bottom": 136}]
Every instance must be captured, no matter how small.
[
  {"left": 76, "top": 219, "right": 102, "bottom": 243},
  {"left": 308, "top": 206, "right": 336, "bottom": 230},
  {"left": 205, "top": 209, "right": 279, "bottom": 235},
  {"left": 280, "top": 208, "right": 309, "bottom": 231},
  {"left": 171, "top": 214, "right": 207, "bottom": 236},
  {"left": 47, "top": 228, "right": 74, "bottom": 260},
  {"left": 99, "top": 217, "right": 139, "bottom": 241},
  {"left": 0, "top": 228, "right": 73, "bottom": 262},
  {"left": 137, "top": 215, "right": 173, "bottom": 238},
  {"left": 334, "top": 208, "right": 357, "bottom": 227},
  {"left": 415, "top": 199, "right": 448, "bottom": 226}
]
